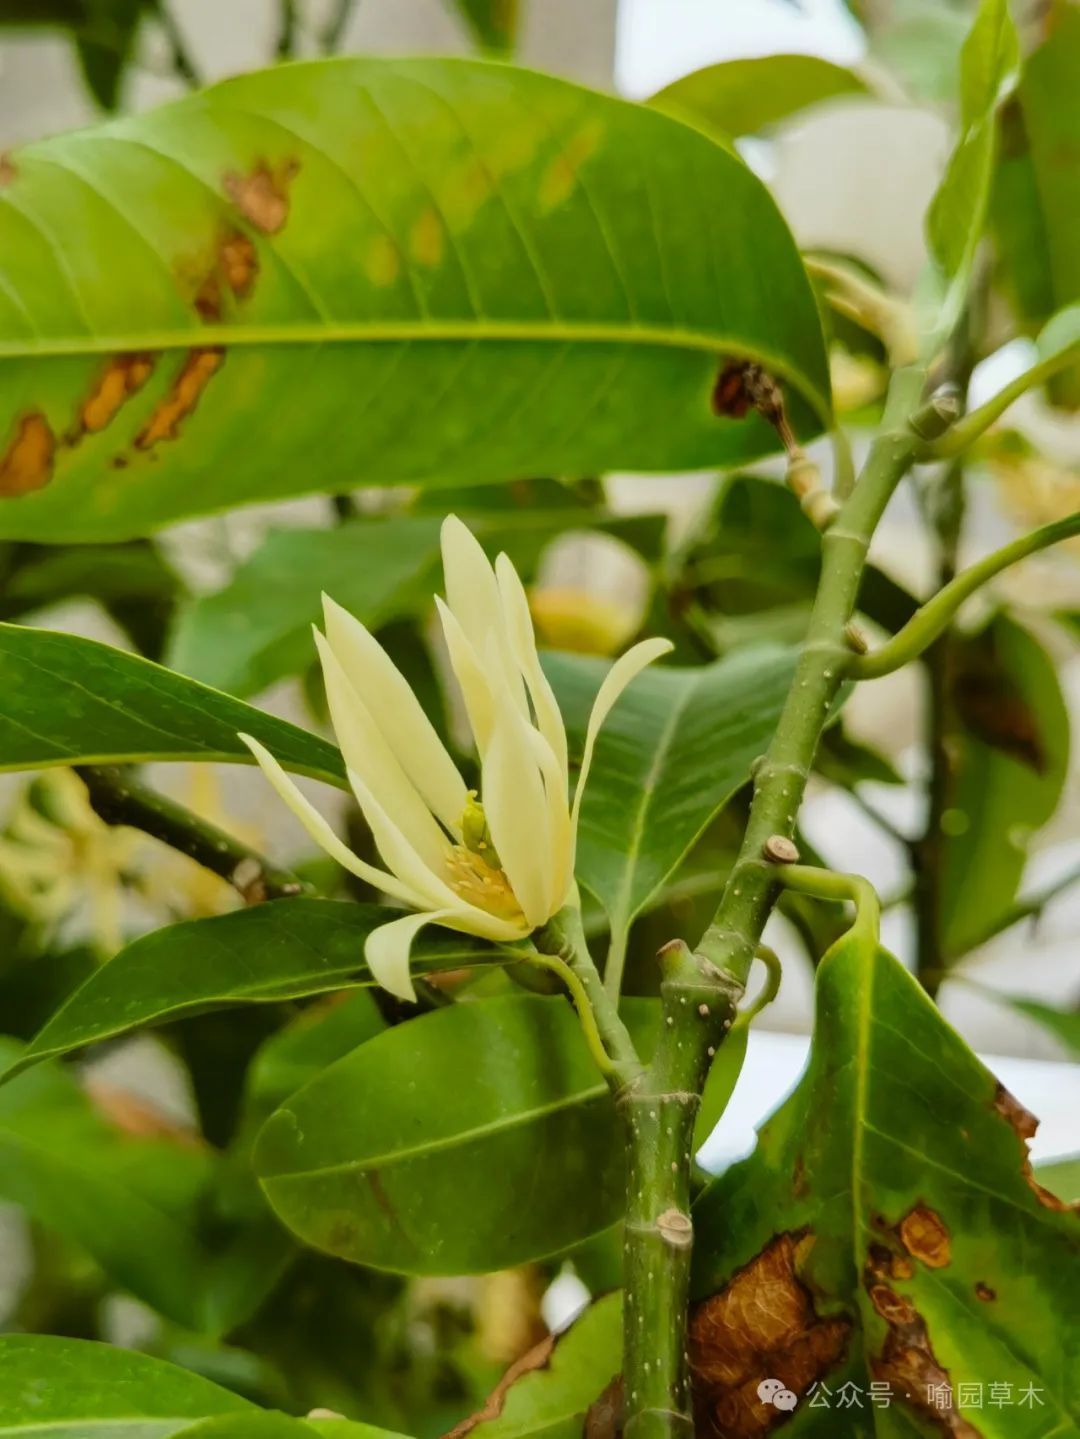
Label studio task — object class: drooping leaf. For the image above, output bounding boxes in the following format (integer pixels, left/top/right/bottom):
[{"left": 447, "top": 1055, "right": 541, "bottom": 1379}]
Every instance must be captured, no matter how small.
[
  {"left": 941, "top": 616, "right": 1069, "bottom": 959},
  {"left": 1004, "top": 995, "right": 1080, "bottom": 1059},
  {"left": 0, "top": 58, "right": 829, "bottom": 543},
  {"left": 451, "top": 0, "right": 519, "bottom": 54},
  {"left": 170, "top": 509, "right": 663, "bottom": 698},
  {"left": 691, "top": 938, "right": 1079, "bottom": 1435},
  {"left": 545, "top": 645, "right": 797, "bottom": 951},
  {"left": 652, "top": 55, "right": 867, "bottom": 141},
  {"left": 74, "top": 0, "right": 144, "bottom": 110},
  {"left": 0, "top": 1333, "right": 254, "bottom": 1438},
  {"left": 450, "top": 1292, "right": 621, "bottom": 1439},
  {"left": 0, "top": 621, "right": 345, "bottom": 785},
  {"left": 2, "top": 900, "right": 494, "bottom": 1082},
  {"left": 926, "top": 0, "right": 1018, "bottom": 320}
]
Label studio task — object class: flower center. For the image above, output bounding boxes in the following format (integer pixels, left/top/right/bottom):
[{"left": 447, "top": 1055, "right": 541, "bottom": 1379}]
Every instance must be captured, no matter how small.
[{"left": 445, "top": 791, "right": 522, "bottom": 921}]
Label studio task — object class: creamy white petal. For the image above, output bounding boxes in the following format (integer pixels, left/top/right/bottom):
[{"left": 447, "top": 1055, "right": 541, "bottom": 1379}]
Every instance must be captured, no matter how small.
[
  {"left": 314, "top": 628, "right": 451, "bottom": 873},
  {"left": 238, "top": 734, "right": 424, "bottom": 907},
  {"left": 522, "top": 724, "right": 573, "bottom": 914},
  {"left": 346, "top": 765, "right": 466, "bottom": 913},
  {"left": 440, "top": 515, "right": 526, "bottom": 714},
  {"left": 569, "top": 638, "right": 674, "bottom": 842},
  {"left": 365, "top": 908, "right": 458, "bottom": 1001},
  {"left": 435, "top": 596, "right": 496, "bottom": 755},
  {"left": 494, "top": 552, "right": 568, "bottom": 787},
  {"left": 321, "top": 596, "right": 466, "bottom": 832},
  {"left": 482, "top": 700, "right": 553, "bottom": 928}
]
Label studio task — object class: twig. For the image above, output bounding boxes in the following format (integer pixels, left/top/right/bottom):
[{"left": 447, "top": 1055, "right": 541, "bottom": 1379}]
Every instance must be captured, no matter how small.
[
  {"left": 276, "top": 0, "right": 299, "bottom": 58},
  {"left": 150, "top": 0, "right": 201, "bottom": 87},
  {"left": 75, "top": 764, "right": 308, "bottom": 904},
  {"left": 319, "top": 0, "right": 360, "bottom": 52}
]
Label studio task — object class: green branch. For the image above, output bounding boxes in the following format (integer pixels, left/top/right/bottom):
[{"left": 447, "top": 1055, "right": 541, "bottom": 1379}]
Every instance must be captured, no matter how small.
[
  {"left": 850, "top": 511, "right": 1080, "bottom": 680},
  {"left": 75, "top": 764, "right": 307, "bottom": 904},
  {"left": 774, "top": 863, "right": 881, "bottom": 949},
  {"left": 730, "top": 944, "right": 782, "bottom": 1031},
  {"left": 928, "top": 343, "right": 1080, "bottom": 458},
  {"left": 524, "top": 949, "right": 618, "bottom": 1078}
]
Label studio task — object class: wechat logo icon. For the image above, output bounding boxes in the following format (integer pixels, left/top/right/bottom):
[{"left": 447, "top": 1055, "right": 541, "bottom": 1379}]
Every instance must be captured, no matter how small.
[{"left": 757, "top": 1378, "right": 798, "bottom": 1412}]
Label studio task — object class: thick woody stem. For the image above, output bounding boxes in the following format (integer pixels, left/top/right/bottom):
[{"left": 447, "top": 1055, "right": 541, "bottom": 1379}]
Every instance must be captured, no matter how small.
[
  {"left": 75, "top": 764, "right": 308, "bottom": 904},
  {"left": 617, "top": 362, "right": 929, "bottom": 1439}
]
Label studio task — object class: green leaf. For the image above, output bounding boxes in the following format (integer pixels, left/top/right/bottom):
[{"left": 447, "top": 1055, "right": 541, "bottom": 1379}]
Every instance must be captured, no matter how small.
[
  {"left": 1037, "top": 1155, "right": 1080, "bottom": 1206},
  {"left": 3, "top": 900, "right": 494, "bottom": 1082},
  {"left": 0, "top": 621, "right": 345, "bottom": 784},
  {"left": 451, "top": 0, "right": 519, "bottom": 54},
  {"left": 1005, "top": 996, "right": 1080, "bottom": 1059},
  {"left": 0, "top": 58, "right": 829, "bottom": 543},
  {"left": 942, "top": 616, "right": 1070, "bottom": 959},
  {"left": 0, "top": 1037, "right": 217, "bottom": 1326},
  {"left": 457, "top": 1293, "right": 621, "bottom": 1439},
  {"left": 75, "top": 0, "right": 144, "bottom": 111},
  {"left": 926, "top": 0, "right": 1018, "bottom": 306},
  {"left": 255, "top": 995, "right": 633, "bottom": 1274},
  {"left": 170, "top": 509, "right": 663, "bottom": 698},
  {"left": 546, "top": 646, "right": 797, "bottom": 950},
  {"left": 652, "top": 55, "right": 866, "bottom": 141},
  {"left": 691, "top": 938, "right": 1079, "bottom": 1433},
  {"left": 991, "top": 8, "right": 1080, "bottom": 401},
  {"left": 0, "top": 1333, "right": 254, "bottom": 1437}
]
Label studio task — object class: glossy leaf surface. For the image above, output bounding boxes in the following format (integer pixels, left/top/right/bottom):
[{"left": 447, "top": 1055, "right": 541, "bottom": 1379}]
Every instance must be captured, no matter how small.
[
  {"left": 0, "top": 58, "right": 829, "bottom": 541},
  {"left": 653, "top": 55, "right": 866, "bottom": 140},
  {"left": 691, "top": 938, "right": 1078, "bottom": 1435},
  {"left": 4, "top": 900, "right": 493, "bottom": 1082},
  {"left": 0, "top": 622, "right": 345, "bottom": 784}
]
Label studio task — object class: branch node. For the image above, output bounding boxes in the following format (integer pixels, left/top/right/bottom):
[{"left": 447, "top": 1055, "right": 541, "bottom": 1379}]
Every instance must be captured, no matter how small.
[
  {"left": 909, "top": 386, "right": 962, "bottom": 441},
  {"left": 844, "top": 621, "right": 869, "bottom": 655}
]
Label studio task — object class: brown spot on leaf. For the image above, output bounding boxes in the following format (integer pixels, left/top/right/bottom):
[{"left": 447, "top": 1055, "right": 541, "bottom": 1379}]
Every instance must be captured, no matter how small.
[
  {"left": 443, "top": 1331, "right": 557, "bottom": 1439},
  {"left": 72, "top": 352, "right": 155, "bottom": 439},
  {"left": 585, "top": 1375, "right": 624, "bottom": 1439},
  {"left": 689, "top": 1231, "right": 851, "bottom": 1435},
  {"left": 975, "top": 1282, "right": 996, "bottom": 1302},
  {"left": 538, "top": 121, "right": 603, "bottom": 211},
  {"left": 191, "top": 230, "right": 260, "bottom": 321},
  {"left": 0, "top": 412, "right": 54, "bottom": 496},
  {"left": 952, "top": 633, "right": 1046, "bottom": 772},
  {"left": 866, "top": 1260, "right": 981, "bottom": 1437},
  {"left": 994, "top": 1083, "right": 1076, "bottom": 1211},
  {"left": 898, "top": 1205, "right": 951, "bottom": 1269},
  {"left": 135, "top": 347, "right": 223, "bottom": 449},
  {"left": 0, "top": 153, "right": 15, "bottom": 187},
  {"left": 224, "top": 159, "right": 298, "bottom": 234}
]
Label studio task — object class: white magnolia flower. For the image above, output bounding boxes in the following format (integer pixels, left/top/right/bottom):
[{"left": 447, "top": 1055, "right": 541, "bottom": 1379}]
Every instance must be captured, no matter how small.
[{"left": 240, "top": 516, "right": 671, "bottom": 1000}]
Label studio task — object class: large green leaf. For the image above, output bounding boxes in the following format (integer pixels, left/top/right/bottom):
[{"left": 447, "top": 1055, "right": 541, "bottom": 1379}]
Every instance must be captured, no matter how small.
[
  {"left": 170, "top": 508, "right": 662, "bottom": 698},
  {"left": 0, "top": 1334, "right": 254, "bottom": 1438},
  {"left": 255, "top": 994, "right": 631, "bottom": 1274},
  {"left": 0, "top": 58, "right": 829, "bottom": 543},
  {"left": 546, "top": 646, "right": 797, "bottom": 951},
  {"left": 652, "top": 55, "right": 867, "bottom": 141},
  {"left": 0, "top": 621, "right": 345, "bottom": 783},
  {"left": 992, "top": 8, "right": 1080, "bottom": 402},
  {"left": 941, "top": 616, "right": 1069, "bottom": 959},
  {"left": 691, "top": 938, "right": 1079, "bottom": 1435},
  {"left": 926, "top": 0, "right": 1018, "bottom": 308},
  {"left": 2, "top": 899, "right": 494, "bottom": 1082}
]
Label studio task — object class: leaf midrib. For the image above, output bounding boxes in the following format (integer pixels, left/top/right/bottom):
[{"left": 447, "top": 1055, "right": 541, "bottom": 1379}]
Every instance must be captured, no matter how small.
[
  {"left": 264, "top": 1080, "right": 609, "bottom": 1182},
  {"left": 0, "top": 319, "right": 827, "bottom": 408}
]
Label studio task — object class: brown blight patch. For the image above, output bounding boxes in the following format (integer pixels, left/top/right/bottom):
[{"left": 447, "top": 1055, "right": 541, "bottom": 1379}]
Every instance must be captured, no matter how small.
[
  {"left": 994, "top": 1083, "right": 1075, "bottom": 1211},
  {"left": 73, "top": 352, "right": 155, "bottom": 439},
  {"left": 192, "top": 230, "right": 260, "bottom": 321},
  {"left": 0, "top": 153, "right": 16, "bottom": 187},
  {"left": 0, "top": 412, "right": 55, "bottom": 497},
  {"left": 975, "top": 1282, "right": 996, "bottom": 1303},
  {"left": 443, "top": 1331, "right": 557, "bottom": 1439},
  {"left": 538, "top": 120, "right": 604, "bottom": 212},
  {"left": 135, "top": 347, "right": 224, "bottom": 450},
  {"left": 224, "top": 158, "right": 299, "bottom": 235},
  {"left": 410, "top": 206, "right": 445, "bottom": 268},
  {"left": 868, "top": 1283, "right": 981, "bottom": 1436},
  {"left": 898, "top": 1205, "right": 951, "bottom": 1269},
  {"left": 689, "top": 1231, "right": 851, "bottom": 1436}
]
